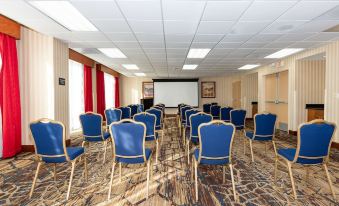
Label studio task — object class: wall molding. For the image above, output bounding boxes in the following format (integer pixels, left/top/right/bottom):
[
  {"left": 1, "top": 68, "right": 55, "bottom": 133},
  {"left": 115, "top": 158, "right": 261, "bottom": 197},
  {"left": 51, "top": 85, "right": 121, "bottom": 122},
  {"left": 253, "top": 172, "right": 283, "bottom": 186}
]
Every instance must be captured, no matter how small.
[
  {"left": 0, "top": 15, "right": 20, "bottom": 39},
  {"left": 69, "top": 49, "right": 95, "bottom": 67}
]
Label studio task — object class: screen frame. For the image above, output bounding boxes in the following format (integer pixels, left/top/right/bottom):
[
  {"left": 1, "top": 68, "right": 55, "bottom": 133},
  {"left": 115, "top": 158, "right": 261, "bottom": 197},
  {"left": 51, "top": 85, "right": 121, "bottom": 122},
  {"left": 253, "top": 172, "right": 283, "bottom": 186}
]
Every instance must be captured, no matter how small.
[{"left": 152, "top": 78, "right": 199, "bottom": 108}]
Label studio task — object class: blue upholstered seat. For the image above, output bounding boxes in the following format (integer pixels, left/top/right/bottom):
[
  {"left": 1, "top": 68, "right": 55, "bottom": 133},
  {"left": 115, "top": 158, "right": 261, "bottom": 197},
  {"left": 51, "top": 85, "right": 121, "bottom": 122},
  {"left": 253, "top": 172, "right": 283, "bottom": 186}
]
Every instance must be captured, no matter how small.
[
  {"left": 137, "top": 104, "right": 144, "bottom": 113},
  {"left": 194, "top": 149, "right": 229, "bottom": 165},
  {"left": 119, "top": 107, "right": 131, "bottom": 119},
  {"left": 42, "top": 147, "right": 85, "bottom": 163},
  {"left": 116, "top": 148, "right": 152, "bottom": 164},
  {"left": 203, "top": 103, "right": 211, "bottom": 113},
  {"left": 87, "top": 132, "right": 110, "bottom": 142},
  {"left": 210, "top": 105, "right": 221, "bottom": 119},
  {"left": 185, "top": 109, "right": 199, "bottom": 128},
  {"left": 128, "top": 104, "right": 139, "bottom": 117},
  {"left": 80, "top": 113, "right": 110, "bottom": 142},
  {"left": 245, "top": 131, "right": 273, "bottom": 141},
  {"left": 180, "top": 106, "right": 192, "bottom": 126},
  {"left": 277, "top": 148, "right": 324, "bottom": 164},
  {"left": 146, "top": 108, "right": 163, "bottom": 130},
  {"left": 230, "top": 109, "right": 246, "bottom": 131},
  {"left": 220, "top": 107, "right": 233, "bottom": 122},
  {"left": 246, "top": 113, "right": 277, "bottom": 141},
  {"left": 134, "top": 112, "right": 157, "bottom": 141},
  {"left": 105, "top": 108, "right": 122, "bottom": 128}
]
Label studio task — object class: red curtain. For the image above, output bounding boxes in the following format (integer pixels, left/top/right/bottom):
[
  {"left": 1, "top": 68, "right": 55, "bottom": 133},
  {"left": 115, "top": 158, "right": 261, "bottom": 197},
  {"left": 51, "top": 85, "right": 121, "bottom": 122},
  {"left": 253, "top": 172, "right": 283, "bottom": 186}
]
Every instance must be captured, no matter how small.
[
  {"left": 0, "top": 33, "right": 22, "bottom": 158},
  {"left": 84, "top": 65, "right": 93, "bottom": 112},
  {"left": 114, "top": 76, "right": 120, "bottom": 108},
  {"left": 96, "top": 68, "right": 106, "bottom": 118}
]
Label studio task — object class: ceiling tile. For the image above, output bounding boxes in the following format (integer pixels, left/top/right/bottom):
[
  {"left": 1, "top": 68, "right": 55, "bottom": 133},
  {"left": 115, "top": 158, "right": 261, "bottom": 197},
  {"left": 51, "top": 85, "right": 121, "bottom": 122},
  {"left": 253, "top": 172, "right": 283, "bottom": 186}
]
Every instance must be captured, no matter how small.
[
  {"left": 117, "top": 0, "right": 162, "bottom": 20},
  {"left": 164, "top": 21, "right": 199, "bottom": 35},
  {"left": 196, "top": 21, "right": 234, "bottom": 35},
  {"left": 193, "top": 34, "right": 224, "bottom": 42},
  {"left": 202, "top": 1, "right": 251, "bottom": 21},
  {"left": 248, "top": 34, "right": 283, "bottom": 42},
  {"left": 106, "top": 32, "right": 137, "bottom": 41},
  {"left": 162, "top": 0, "right": 205, "bottom": 21},
  {"left": 221, "top": 34, "right": 253, "bottom": 43},
  {"left": 92, "top": 20, "right": 131, "bottom": 32},
  {"left": 231, "top": 21, "right": 270, "bottom": 34},
  {"left": 128, "top": 20, "right": 163, "bottom": 34},
  {"left": 72, "top": 1, "right": 124, "bottom": 20},
  {"left": 262, "top": 21, "right": 308, "bottom": 34}
]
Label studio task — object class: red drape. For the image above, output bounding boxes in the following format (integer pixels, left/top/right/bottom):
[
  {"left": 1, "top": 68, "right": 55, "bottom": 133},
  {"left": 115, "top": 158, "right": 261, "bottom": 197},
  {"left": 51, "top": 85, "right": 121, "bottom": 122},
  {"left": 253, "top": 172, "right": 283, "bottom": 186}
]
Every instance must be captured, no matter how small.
[
  {"left": 84, "top": 65, "right": 93, "bottom": 112},
  {"left": 0, "top": 33, "right": 22, "bottom": 158},
  {"left": 114, "top": 76, "right": 120, "bottom": 108},
  {"left": 96, "top": 68, "right": 106, "bottom": 118}
]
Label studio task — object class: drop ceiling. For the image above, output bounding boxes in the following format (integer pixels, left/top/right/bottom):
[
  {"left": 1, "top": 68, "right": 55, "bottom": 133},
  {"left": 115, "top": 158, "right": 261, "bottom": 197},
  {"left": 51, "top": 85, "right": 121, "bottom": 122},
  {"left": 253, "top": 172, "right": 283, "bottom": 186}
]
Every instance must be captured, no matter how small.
[{"left": 1, "top": 0, "right": 339, "bottom": 77}]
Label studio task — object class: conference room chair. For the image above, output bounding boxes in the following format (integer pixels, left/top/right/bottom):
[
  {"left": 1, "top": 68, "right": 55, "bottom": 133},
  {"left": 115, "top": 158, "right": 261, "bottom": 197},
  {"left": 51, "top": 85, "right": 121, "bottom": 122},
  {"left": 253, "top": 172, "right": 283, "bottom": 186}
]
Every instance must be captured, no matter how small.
[
  {"left": 244, "top": 113, "right": 277, "bottom": 162},
  {"left": 128, "top": 104, "right": 139, "bottom": 117},
  {"left": 211, "top": 105, "right": 221, "bottom": 120},
  {"left": 230, "top": 109, "right": 247, "bottom": 137},
  {"left": 220, "top": 107, "right": 233, "bottom": 122},
  {"left": 183, "top": 109, "right": 199, "bottom": 144},
  {"left": 192, "top": 120, "right": 237, "bottom": 202},
  {"left": 134, "top": 112, "right": 159, "bottom": 164},
  {"left": 104, "top": 108, "right": 122, "bottom": 130},
  {"left": 137, "top": 104, "right": 144, "bottom": 113},
  {"left": 146, "top": 108, "right": 164, "bottom": 144},
  {"left": 177, "top": 103, "right": 186, "bottom": 126},
  {"left": 79, "top": 112, "right": 112, "bottom": 163},
  {"left": 107, "top": 119, "right": 153, "bottom": 200},
  {"left": 187, "top": 112, "right": 213, "bottom": 164},
  {"left": 29, "top": 119, "right": 87, "bottom": 200},
  {"left": 274, "top": 119, "right": 337, "bottom": 200},
  {"left": 119, "top": 106, "right": 131, "bottom": 119},
  {"left": 211, "top": 102, "right": 218, "bottom": 106},
  {"left": 202, "top": 103, "right": 211, "bottom": 114},
  {"left": 180, "top": 106, "right": 192, "bottom": 137}
]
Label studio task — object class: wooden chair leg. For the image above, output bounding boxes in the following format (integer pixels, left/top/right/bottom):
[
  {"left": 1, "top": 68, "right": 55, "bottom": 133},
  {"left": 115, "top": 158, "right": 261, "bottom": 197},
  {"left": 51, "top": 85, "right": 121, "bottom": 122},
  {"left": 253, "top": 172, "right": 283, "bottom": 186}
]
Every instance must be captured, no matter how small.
[
  {"left": 155, "top": 139, "right": 159, "bottom": 164},
  {"left": 66, "top": 161, "right": 76, "bottom": 200},
  {"left": 103, "top": 141, "right": 107, "bottom": 164},
  {"left": 119, "top": 162, "right": 122, "bottom": 182},
  {"left": 265, "top": 142, "right": 268, "bottom": 155},
  {"left": 223, "top": 166, "right": 226, "bottom": 184},
  {"left": 194, "top": 160, "right": 198, "bottom": 202},
  {"left": 249, "top": 140, "right": 254, "bottom": 162},
  {"left": 107, "top": 162, "right": 116, "bottom": 200},
  {"left": 287, "top": 161, "right": 297, "bottom": 199},
  {"left": 146, "top": 160, "right": 150, "bottom": 199},
  {"left": 323, "top": 164, "right": 336, "bottom": 201},
  {"left": 29, "top": 162, "right": 42, "bottom": 199},
  {"left": 187, "top": 142, "right": 190, "bottom": 164},
  {"left": 53, "top": 163, "right": 57, "bottom": 181},
  {"left": 84, "top": 154, "right": 88, "bottom": 182},
  {"left": 191, "top": 156, "right": 194, "bottom": 181},
  {"left": 243, "top": 137, "right": 246, "bottom": 155},
  {"left": 229, "top": 164, "right": 237, "bottom": 201},
  {"left": 274, "top": 156, "right": 278, "bottom": 183}
]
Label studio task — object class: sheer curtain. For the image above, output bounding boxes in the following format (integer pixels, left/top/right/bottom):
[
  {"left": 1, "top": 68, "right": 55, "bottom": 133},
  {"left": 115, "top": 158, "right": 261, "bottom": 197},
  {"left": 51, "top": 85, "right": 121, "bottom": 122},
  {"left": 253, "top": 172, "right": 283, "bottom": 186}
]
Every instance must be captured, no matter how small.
[
  {"left": 69, "top": 60, "right": 84, "bottom": 132},
  {"left": 104, "top": 73, "right": 115, "bottom": 109}
]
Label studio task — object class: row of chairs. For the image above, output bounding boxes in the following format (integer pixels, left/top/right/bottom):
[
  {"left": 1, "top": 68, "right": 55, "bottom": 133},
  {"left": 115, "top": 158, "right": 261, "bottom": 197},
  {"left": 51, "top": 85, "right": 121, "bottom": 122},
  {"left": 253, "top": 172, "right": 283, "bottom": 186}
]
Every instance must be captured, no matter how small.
[
  {"left": 178, "top": 103, "right": 337, "bottom": 202},
  {"left": 28, "top": 103, "right": 166, "bottom": 201}
]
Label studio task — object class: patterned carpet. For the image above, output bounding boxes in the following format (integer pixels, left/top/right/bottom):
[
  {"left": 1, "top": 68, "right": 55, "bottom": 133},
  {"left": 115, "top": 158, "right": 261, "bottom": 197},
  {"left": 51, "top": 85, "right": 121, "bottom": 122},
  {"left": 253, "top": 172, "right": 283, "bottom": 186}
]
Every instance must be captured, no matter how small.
[{"left": 0, "top": 118, "right": 338, "bottom": 206}]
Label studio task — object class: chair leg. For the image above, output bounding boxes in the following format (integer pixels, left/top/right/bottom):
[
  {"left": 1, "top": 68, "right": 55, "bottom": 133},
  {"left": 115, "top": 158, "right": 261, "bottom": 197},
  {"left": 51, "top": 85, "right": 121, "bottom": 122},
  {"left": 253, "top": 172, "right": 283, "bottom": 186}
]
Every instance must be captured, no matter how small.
[
  {"left": 265, "top": 142, "right": 268, "bottom": 155},
  {"left": 229, "top": 164, "right": 237, "bottom": 201},
  {"left": 146, "top": 160, "right": 150, "bottom": 199},
  {"left": 274, "top": 156, "right": 278, "bottom": 183},
  {"left": 223, "top": 166, "right": 226, "bottom": 184},
  {"left": 53, "top": 163, "right": 57, "bottom": 181},
  {"left": 194, "top": 160, "right": 198, "bottom": 202},
  {"left": 183, "top": 127, "right": 186, "bottom": 144},
  {"left": 84, "top": 154, "right": 88, "bottom": 182},
  {"left": 243, "top": 138, "right": 246, "bottom": 155},
  {"left": 323, "top": 164, "right": 336, "bottom": 201},
  {"left": 191, "top": 156, "right": 194, "bottom": 181},
  {"left": 66, "top": 161, "right": 76, "bottom": 200},
  {"left": 287, "top": 161, "right": 297, "bottom": 199},
  {"left": 29, "top": 162, "right": 42, "bottom": 199},
  {"left": 103, "top": 141, "right": 107, "bottom": 164},
  {"left": 155, "top": 139, "right": 159, "bottom": 164},
  {"left": 161, "top": 130, "right": 164, "bottom": 145},
  {"left": 119, "top": 162, "right": 122, "bottom": 182},
  {"left": 249, "top": 140, "right": 254, "bottom": 162},
  {"left": 187, "top": 141, "right": 190, "bottom": 164},
  {"left": 107, "top": 162, "right": 116, "bottom": 200}
]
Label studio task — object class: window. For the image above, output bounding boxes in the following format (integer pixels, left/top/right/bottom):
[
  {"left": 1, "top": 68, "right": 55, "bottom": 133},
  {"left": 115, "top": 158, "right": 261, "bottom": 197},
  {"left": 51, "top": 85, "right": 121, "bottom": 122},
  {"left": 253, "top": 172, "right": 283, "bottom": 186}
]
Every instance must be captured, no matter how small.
[
  {"left": 104, "top": 73, "right": 115, "bottom": 109},
  {"left": 69, "top": 60, "right": 84, "bottom": 132}
]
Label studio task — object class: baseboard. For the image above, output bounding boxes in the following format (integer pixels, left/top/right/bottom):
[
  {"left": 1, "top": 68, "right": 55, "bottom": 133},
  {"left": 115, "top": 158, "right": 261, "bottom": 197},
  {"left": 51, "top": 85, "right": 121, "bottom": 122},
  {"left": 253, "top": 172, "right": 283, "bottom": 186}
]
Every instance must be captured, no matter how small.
[
  {"left": 22, "top": 139, "right": 71, "bottom": 152},
  {"left": 246, "top": 118, "right": 253, "bottom": 120},
  {"left": 288, "top": 130, "right": 297, "bottom": 136}
]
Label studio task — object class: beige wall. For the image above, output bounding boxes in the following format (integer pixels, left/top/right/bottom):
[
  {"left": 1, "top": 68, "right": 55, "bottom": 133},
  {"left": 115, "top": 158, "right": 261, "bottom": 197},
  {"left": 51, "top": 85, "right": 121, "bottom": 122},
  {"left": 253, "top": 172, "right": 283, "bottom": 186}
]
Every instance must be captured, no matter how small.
[{"left": 241, "top": 73, "right": 258, "bottom": 117}]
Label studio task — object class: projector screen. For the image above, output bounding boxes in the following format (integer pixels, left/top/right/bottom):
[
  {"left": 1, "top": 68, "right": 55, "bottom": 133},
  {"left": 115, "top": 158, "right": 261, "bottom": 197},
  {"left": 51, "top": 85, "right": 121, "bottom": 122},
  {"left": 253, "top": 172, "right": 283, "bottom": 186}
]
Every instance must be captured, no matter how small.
[{"left": 153, "top": 79, "right": 199, "bottom": 107}]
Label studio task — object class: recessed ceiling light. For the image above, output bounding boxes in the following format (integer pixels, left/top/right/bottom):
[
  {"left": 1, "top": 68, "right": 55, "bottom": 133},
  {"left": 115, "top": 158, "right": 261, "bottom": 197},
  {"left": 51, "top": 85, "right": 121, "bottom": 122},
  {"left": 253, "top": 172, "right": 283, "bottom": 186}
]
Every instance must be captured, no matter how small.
[
  {"left": 98, "top": 48, "right": 126, "bottom": 58},
  {"left": 134, "top": 73, "right": 146, "bottom": 77},
  {"left": 122, "top": 64, "right": 139, "bottom": 70},
  {"left": 265, "top": 48, "right": 304, "bottom": 59},
  {"left": 238, "top": 64, "right": 260, "bottom": 70},
  {"left": 29, "top": 1, "right": 97, "bottom": 31},
  {"left": 187, "top": 49, "right": 211, "bottom": 58},
  {"left": 182, "top": 64, "right": 198, "bottom": 70}
]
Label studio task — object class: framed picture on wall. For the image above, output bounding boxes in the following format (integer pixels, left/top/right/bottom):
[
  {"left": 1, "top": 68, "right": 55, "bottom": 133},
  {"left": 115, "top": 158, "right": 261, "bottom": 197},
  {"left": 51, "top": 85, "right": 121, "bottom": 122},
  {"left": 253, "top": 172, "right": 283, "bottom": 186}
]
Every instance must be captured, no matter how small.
[
  {"left": 201, "top": 81, "right": 216, "bottom": 98},
  {"left": 142, "top": 82, "right": 154, "bottom": 99}
]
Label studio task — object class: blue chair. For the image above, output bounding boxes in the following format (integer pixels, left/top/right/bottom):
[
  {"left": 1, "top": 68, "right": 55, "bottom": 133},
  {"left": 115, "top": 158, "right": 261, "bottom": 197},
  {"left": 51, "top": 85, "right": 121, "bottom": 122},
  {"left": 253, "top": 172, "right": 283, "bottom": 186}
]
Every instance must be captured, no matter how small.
[
  {"left": 119, "top": 106, "right": 131, "bottom": 119},
  {"left": 180, "top": 106, "right": 192, "bottom": 136},
  {"left": 192, "top": 120, "right": 237, "bottom": 202},
  {"left": 274, "top": 120, "right": 336, "bottom": 200},
  {"left": 187, "top": 112, "right": 213, "bottom": 164},
  {"left": 104, "top": 108, "right": 122, "bottom": 129},
  {"left": 211, "top": 102, "right": 218, "bottom": 106},
  {"left": 183, "top": 109, "right": 199, "bottom": 143},
  {"left": 137, "top": 104, "right": 144, "bottom": 113},
  {"left": 128, "top": 104, "right": 139, "bottom": 117},
  {"left": 178, "top": 103, "right": 186, "bottom": 114},
  {"left": 211, "top": 105, "right": 221, "bottom": 119},
  {"left": 134, "top": 112, "right": 159, "bottom": 164},
  {"left": 230, "top": 109, "right": 247, "bottom": 133},
  {"left": 244, "top": 113, "right": 277, "bottom": 162},
  {"left": 220, "top": 107, "right": 233, "bottom": 122},
  {"left": 107, "top": 120, "right": 153, "bottom": 200},
  {"left": 80, "top": 112, "right": 112, "bottom": 163},
  {"left": 146, "top": 108, "right": 164, "bottom": 142},
  {"left": 203, "top": 103, "right": 211, "bottom": 114},
  {"left": 29, "top": 119, "right": 87, "bottom": 200}
]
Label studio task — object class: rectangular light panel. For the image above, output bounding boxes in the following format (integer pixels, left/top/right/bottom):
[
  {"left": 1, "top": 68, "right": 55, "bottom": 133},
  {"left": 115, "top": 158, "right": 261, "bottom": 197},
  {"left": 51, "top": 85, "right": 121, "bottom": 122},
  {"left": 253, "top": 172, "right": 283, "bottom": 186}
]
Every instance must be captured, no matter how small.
[
  {"left": 182, "top": 64, "right": 198, "bottom": 70},
  {"left": 98, "top": 48, "right": 127, "bottom": 58},
  {"left": 122, "top": 64, "right": 139, "bottom": 70},
  {"left": 29, "top": 1, "right": 97, "bottom": 31},
  {"left": 134, "top": 73, "right": 146, "bottom": 76},
  {"left": 187, "top": 49, "right": 211, "bottom": 58},
  {"left": 265, "top": 48, "right": 304, "bottom": 59},
  {"left": 238, "top": 64, "right": 260, "bottom": 70}
]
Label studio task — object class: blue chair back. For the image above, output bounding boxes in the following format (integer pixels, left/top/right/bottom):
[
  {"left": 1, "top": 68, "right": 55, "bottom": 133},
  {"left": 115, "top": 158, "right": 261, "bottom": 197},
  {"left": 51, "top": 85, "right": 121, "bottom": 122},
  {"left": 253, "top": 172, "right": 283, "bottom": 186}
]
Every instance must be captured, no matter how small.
[
  {"left": 146, "top": 108, "right": 162, "bottom": 128},
  {"left": 137, "top": 104, "right": 144, "bottom": 113},
  {"left": 254, "top": 113, "right": 277, "bottom": 139},
  {"left": 296, "top": 120, "right": 336, "bottom": 161},
  {"left": 197, "top": 121, "right": 235, "bottom": 163},
  {"left": 181, "top": 106, "right": 192, "bottom": 123},
  {"left": 190, "top": 112, "right": 213, "bottom": 138},
  {"left": 185, "top": 109, "right": 199, "bottom": 127},
  {"left": 119, "top": 107, "right": 131, "bottom": 119},
  {"left": 105, "top": 108, "right": 122, "bottom": 127},
  {"left": 211, "top": 105, "right": 221, "bottom": 119},
  {"left": 134, "top": 112, "right": 156, "bottom": 137},
  {"left": 178, "top": 103, "right": 186, "bottom": 114},
  {"left": 30, "top": 119, "right": 67, "bottom": 158},
  {"left": 203, "top": 104, "right": 211, "bottom": 113},
  {"left": 153, "top": 105, "right": 164, "bottom": 114},
  {"left": 220, "top": 107, "right": 233, "bottom": 122},
  {"left": 80, "top": 113, "right": 103, "bottom": 140},
  {"left": 128, "top": 104, "right": 139, "bottom": 117},
  {"left": 211, "top": 102, "right": 218, "bottom": 106},
  {"left": 109, "top": 120, "right": 146, "bottom": 161},
  {"left": 230, "top": 109, "right": 246, "bottom": 130}
]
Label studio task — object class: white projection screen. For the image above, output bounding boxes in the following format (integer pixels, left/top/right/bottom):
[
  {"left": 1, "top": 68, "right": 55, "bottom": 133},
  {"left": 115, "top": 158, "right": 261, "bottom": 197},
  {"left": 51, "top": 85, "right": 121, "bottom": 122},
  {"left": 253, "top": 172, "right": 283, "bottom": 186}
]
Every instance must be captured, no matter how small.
[{"left": 153, "top": 79, "right": 199, "bottom": 107}]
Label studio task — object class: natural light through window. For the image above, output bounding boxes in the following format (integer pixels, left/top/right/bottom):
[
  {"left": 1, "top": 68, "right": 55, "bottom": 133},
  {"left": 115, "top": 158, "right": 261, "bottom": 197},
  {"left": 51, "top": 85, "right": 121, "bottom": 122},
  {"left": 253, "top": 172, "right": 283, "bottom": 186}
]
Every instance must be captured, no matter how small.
[
  {"left": 104, "top": 73, "right": 115, "bottom": 109},
  {"left": 68, "top": 60, "right": 84, "bottom": 132}
]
